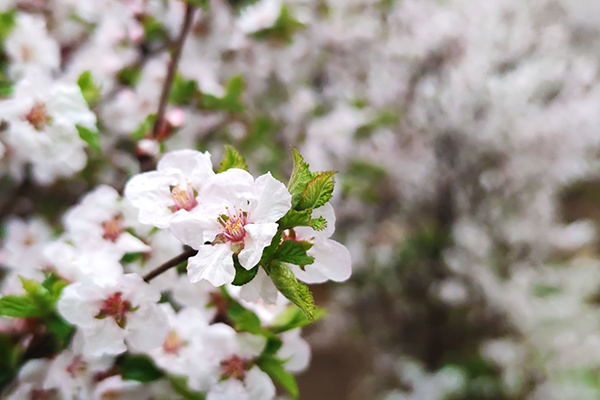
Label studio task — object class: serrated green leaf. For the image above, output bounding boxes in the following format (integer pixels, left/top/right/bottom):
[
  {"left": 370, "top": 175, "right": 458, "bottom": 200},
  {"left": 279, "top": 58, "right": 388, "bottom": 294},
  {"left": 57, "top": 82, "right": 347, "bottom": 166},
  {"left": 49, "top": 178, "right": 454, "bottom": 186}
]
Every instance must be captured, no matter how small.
[
  {"left": 270, "top": 305, "right": 327, "bottom": 334},
  {"left": 0, "top": 295, "right": 42, "bottom": 318},
  {"left": 169, "top": 375, "right": 207, "bottom": 400},
  {"left": 310, "top": 216, "right": 327, "bottom": 231},
  {"left": 200, "top": 75, "right": 245, "bottom": 113},
  {"left": 278, "top": 209, "right": 312, "bottom": 231},
  {"left": 287, "top": 148, "right": 313, "bottom": 205},
  {"left": 77, "top": 71, "right": 101, "bottom": 106},
  {"left": 297, "top": 171, "right": 336, "bottom": 210},
  {"left": 119, "top": 354, "right": 164, "bottom": 382},
  {"left": 169, "top": 75, "right": 199, "bottom": 105},
  {"left": 265, "top": 262, "right": 314, "bottom": 321},
  {"left": 218, "top": 144, "right": 248, "bottom": 173},
  {"left": 231, "top": 256, "right": 258, "bottom": 286},
  {"left": 76, "top": 125, "right": 101, "bottom": 153},
  {"left": 256, "top": 356, "right": 299, "bottom": 399},
  {"left": 274, "top": 240, "right": 314, "bottom": 266}
]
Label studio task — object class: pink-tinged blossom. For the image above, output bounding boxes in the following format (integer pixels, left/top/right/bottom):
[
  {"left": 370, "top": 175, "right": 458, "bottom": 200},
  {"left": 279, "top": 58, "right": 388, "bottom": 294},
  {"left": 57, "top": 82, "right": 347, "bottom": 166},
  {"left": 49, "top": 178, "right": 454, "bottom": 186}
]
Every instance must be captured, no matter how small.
[
  {"left": 0, "top": 217, "right": 53, "bottom": 281},
  {"left": 287, "top": 203, "right": 352, "bottom": 284},
  {"left": 4, "top": 13, "right": 60, "bottom": 78},
  {"left": 57, "top": 274, "right": 168, "bottom": 358},
  {"left": 147, "top": 304, "right": 211, "bottom": 378},
  {"left": 0, "top": 71, "right": 97, "bottom": 184},
  {"left": 124, "top": 149, "right": 215, "bottom": 229},
  {"left": 63, "top": 185, "right": 151, "bottom": 258},
  {"left": 187, "top": 323, "right": 275, "bottom": 400},
  {"left": 169, "top": 168, "right": 291, "bottom": 287}
]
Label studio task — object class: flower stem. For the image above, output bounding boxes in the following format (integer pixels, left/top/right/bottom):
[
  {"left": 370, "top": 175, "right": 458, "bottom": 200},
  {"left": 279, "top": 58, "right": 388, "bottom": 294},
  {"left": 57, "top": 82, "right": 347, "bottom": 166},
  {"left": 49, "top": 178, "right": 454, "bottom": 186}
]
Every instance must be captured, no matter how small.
[
  {"left": 143, "top": 247, "right": 198, "bottom": 282},
  {"left": 151, "top": 2, "right": 196, "bottom": 140}
]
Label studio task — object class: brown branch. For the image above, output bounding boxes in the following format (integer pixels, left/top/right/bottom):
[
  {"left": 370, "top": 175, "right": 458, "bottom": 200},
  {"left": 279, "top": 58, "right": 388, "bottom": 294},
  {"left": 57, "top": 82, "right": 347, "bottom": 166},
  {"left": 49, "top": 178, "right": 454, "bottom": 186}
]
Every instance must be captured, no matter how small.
[
  {"left": 152, "top": 3, "right": 196, "bottom": 140},
  {"left": 143, "top": 247, "right": 198, "bottom": 282}
]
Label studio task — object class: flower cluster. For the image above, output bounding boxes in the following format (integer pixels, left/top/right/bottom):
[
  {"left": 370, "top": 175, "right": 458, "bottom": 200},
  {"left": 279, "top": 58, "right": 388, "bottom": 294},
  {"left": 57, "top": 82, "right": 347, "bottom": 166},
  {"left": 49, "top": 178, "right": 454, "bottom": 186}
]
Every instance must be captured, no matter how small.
[{"left": 0, "top": 144, "right": 350, "bottom": 399}]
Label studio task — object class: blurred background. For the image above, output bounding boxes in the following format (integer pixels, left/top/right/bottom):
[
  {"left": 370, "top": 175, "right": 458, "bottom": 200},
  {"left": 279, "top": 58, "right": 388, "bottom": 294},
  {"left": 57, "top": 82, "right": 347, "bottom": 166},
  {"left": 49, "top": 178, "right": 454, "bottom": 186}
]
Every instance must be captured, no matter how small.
[{"left": 2, "top": 0, "right": 600, "bottom": 399}]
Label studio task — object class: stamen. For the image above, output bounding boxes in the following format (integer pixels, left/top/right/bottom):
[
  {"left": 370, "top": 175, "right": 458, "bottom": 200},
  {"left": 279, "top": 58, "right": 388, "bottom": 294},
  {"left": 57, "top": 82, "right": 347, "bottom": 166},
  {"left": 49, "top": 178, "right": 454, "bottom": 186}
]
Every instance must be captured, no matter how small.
[
  {"left": 221, "top": 355, "right": 247, "bottom": 380},
  {"left": 217, "top": 206, "right": 247, "bottom": 243},
  {"left": 170, "top": 182, "right": 198, "bottom": 212},
  {"left": 25, "top": 102, "right": 51, "bottom": 130},
  {"left": 102, "top": 215, "right": 124, "bottom": 242}
]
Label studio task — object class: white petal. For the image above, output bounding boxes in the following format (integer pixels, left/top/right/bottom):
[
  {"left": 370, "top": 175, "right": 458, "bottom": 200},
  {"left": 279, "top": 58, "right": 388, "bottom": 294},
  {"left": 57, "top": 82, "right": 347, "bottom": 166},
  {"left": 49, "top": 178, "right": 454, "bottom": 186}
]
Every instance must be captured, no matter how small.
[
  {"left": 124, "top": 171, "right": 178, "bottom": 228},
  {"left": 239, "top": 269, "right": 278, "bottom": 305},
  {"left": 83, "top": 319, "right": 127, "bottom": 358},
  {"left": 238, "top": 223, "right": 278, "bottom": 270},
  {"left": 187, "top": 244, "right": 235, "bottom": 287},
  {"left": 126, "top": 305, "right": 168, "bottom": 352},
  {"left": 157, "top": 149, "right": 215, "bottom": 186},
  {"left": 291, "top": 238, "right": 352, "bottom": 283},
  {"left": 249, "top": 172, "right": 291, "bottom": 223},
  {"left": 200, "top": 168, "right": 255, "bottom": 211},
  {"left": 278, "top": 330, "right": 311, "bottom": 373},
  {"left": 245, "top": 366, "right": 276, "bottom": 400},
  {"left": 170, "top": 212, "right": 220, "bottom": 249},
  {"left": 207, "top": 379, "right": 249, "bottom": 400},
  {"left": 57, "top": 283, "right": 105, "bottom": 327},
  {"left": 115, "top": 232, "right": 152, "bottom": 254}
]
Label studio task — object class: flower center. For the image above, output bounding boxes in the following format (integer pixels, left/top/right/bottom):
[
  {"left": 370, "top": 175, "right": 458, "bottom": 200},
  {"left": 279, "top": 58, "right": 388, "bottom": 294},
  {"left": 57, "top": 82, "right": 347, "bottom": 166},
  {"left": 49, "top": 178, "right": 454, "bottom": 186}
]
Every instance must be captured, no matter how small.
[
  {"left": 96, "top": 292, "right": 135, "bottom": 329},
  {"left": 221, "top": 355, "right": 247, "bottom": 380},
  {"left": 26, "top": 102, "right": 51, "bottom": 130},
  {"left": 102, "top": 215, "right": 124, "bottom": 242},
  {"left": 66, "top": 356, "right": 87, "bottom": 379},
  {"left": 217, "top": 206, "right": 248, "bottom": 243},
  {"left": 170, "top": 182, "right": 198, "bottom": 212},
  {"left": 162, "top": 330, "right": 185, "bottom": 354}
]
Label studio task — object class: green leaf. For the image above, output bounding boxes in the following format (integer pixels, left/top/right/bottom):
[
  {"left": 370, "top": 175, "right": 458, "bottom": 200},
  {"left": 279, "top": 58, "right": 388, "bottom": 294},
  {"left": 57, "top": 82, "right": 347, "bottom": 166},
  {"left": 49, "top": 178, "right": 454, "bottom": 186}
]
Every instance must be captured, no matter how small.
[
  {"left": 141, "top": 15, "right": 168, "bottom": 42},
  {"left": 287, "top": 148, "right": 313, "bottom": 207},
  {"left": 231, "top": 257, "right": 259, "bottom": 286},
  {"left": 278, "top": 209, "right": 312, "bottom": 231},
  {"left": 120, "top": 252, "right": 145, "bottom": 264},
  {"left": 270, "top": 305, "right": 326, "bottom": 334},
  {"left": 119, "top": 354, "right": 164, "bottom": 382},
  {"left": 274, "top": 240, "right": 314, "bottom": 266},
  {"left": 76, "top": 125, "right": 101, "bottom": 153},
  {"left": 20, "top": 277, "right": 55, "bottom": 315},
  {"left": 262, "top": 336, "right": 283, "bottom": 356},
  {"left": 169, "top": 375, "right": 207, "bottom": 400},
  {"left": 41, "top": 274, "right": 69, "bottom": 302},
  {"left": 117, "top": 66, "right": 141, "bottom": 87},
  {"left": 0, "top": 10, "right": 16, "bottom": 42},
  {"left": 256, "top": 356, "right": 299, "bottom": 399},
  {"left": 45, "top": 314, "right": 74, "bottom": 342},
  {"left": 200, "top": 75, "right": 245, "bottom": 113},
  {"left": 223, "top": 289, "right": 265, "bottom": 335},
  {"left": 218, "top": 144, "right": 248, "bottom": 173},
  {"left": 297, "top": 171, "right": 336, "bottom": 210},
  {"left": 265, "top": 262, "right": 315, "bottom": 321},
  {"left": 0, "top": 295, "right": 42, "bottom": 318},
  {"left": 251, "top": 4, "right": 305, "bottom": 44},
  {"left": 132, "top": 114, "right": 156, "bottom": 140},
  {"left": 77, "top": 71, "right": 101, "bottom": 106},
  {"left": 169, "top": 75, "right": 199, "bottom": 105}
]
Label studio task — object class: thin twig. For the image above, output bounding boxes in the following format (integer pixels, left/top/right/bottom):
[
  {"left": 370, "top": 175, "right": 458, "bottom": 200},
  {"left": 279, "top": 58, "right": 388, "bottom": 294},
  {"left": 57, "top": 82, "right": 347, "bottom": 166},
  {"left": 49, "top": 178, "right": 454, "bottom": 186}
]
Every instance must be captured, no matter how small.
[
  {"left": 143, "top": 247, "right": 198, "bottom": 282},
  {"left": 152, "top": 3, "right": 196, "bottom": 139}
]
